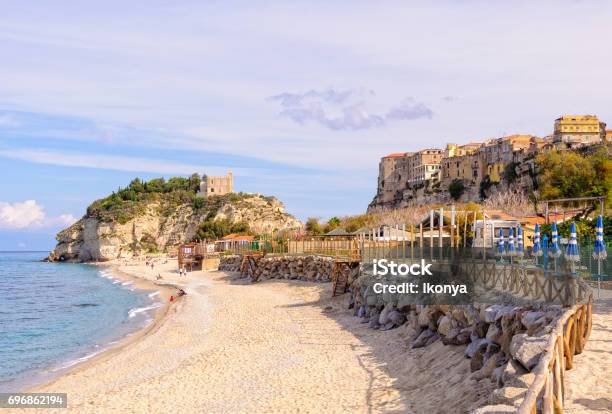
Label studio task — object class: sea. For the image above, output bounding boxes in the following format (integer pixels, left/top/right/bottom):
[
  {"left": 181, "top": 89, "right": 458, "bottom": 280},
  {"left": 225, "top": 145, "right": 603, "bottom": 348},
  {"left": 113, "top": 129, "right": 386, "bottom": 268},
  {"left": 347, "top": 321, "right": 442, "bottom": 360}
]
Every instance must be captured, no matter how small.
[{"left": 0, "top": 251, "right": 161, "bottom": 392}]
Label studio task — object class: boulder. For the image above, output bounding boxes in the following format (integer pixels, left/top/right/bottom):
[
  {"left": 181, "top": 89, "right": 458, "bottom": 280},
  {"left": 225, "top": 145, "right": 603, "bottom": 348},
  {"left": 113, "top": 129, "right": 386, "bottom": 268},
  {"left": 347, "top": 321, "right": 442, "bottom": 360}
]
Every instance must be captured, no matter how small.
[
  {"left": 418, "top": 306, "right": 431, "bottom": 327},
  {"left": 473, "top": 321, "right": 488, "bottom": 339},
  {"left": 471, "top": 346, "right": 485, "bottom": 372},
  {"left": 411, "top": 328, "right": 438, "bottom": 349},
  {"left": 490, "top": 387, "right": 527, "bottom": 407},
  {"left": 486, "top": 324, "right": 502, "bottom": 345},
  {"left": 379, "top": 304, "right": 393, "bottom": 325},
  {"left": 465, "top": 338, "right": 488, "bottom": 358},
  {"left": 483, "top": 305, "right": 501, "bottom": 323},
  {"left": 510, "top": 333, "right": 548, "bottom": 370},
  {"left": 437, "top": 315, "right": 454, "bottom": 337},
  {"left": 505, "top": 373, "right": 535, "bottom": 389},
  {"left": 451, "top": 308, "right": 468, "bottom": 326},
  {"left": 521, "top": 311, "right": 548, "bottom": 335},
  {"left": 388, "top": 310, "right": 407, "bottom": 326}
]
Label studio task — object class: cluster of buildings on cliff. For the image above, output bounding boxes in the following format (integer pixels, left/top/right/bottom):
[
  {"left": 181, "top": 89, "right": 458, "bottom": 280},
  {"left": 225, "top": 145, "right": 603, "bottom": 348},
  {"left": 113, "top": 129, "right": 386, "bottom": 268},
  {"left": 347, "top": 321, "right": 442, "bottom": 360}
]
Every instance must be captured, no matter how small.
[{"left": 374, "top": 115, "right": 611, "bottom": 206}]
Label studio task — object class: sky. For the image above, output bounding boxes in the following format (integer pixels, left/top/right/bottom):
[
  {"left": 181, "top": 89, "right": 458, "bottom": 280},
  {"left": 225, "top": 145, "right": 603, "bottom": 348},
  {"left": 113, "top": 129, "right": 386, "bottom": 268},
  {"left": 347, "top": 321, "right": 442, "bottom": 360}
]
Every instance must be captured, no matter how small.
[{"left": 1, "top": 0, "right": 612, "bottom": 250}]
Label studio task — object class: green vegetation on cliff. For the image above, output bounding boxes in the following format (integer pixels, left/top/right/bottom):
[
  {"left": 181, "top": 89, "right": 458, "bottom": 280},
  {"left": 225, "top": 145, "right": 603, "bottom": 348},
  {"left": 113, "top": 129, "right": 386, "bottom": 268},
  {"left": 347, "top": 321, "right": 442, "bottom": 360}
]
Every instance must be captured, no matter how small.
[
  {"left": 85, "top": 174, "right": 258, "bottom": 226},
  {"left": 536, "top": 147, "right": 611, "bottom": 203}
]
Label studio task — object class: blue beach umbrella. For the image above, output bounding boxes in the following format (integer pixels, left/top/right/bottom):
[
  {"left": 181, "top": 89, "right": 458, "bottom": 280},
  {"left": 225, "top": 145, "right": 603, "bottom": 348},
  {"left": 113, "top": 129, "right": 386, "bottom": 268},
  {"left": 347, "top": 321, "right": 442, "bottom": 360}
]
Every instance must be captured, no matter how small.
[
  {"left": 507, "top": 228, "right": 515, "bottom": 256},
  {"left": 593, "top": 215, "right": 607, "bottom": 260},
  {"left": 516, "top": 226, "right": 524, "bottom": 257},
  {"left": 549, "top": 222, "right": 562, "bottom": 258},
  {"left": 497, "top": 228, "right": 505, "bottom": 256},
  {"left": 532, "top": 224, "right": 542, "bottom": 257},
  {"left": 565, "top": 222, "right": 580, "bottom": 262}
]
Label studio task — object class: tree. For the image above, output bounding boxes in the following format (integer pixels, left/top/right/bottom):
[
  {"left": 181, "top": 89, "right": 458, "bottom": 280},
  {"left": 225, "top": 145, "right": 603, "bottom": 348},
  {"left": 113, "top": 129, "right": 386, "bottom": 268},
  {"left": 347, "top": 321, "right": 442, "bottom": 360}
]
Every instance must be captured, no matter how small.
[
  {"left": 305, "top": 217, "right": 323, "bottom": 235},
  {"left": 145, "top": 178, "right": 166, "bottom": 193},
  {"left": 536, "top": 148, "right": 612, "bottom": 203},
  {"left": 449, "top": 179, "right": 465, "bottom": 201},
  {"left": 189, "top": 173, "right": 201, "bottom": 192},
  {"left": 193, "top": 196, "right": 206, "bottom": 210},
  {"left": 195, "top": 219, "right": 250, "bottom": 241},
  {"left": 327, "top": 217, "right": 341, "bottom": 229},
  {"left": 129, "top": 178, "right": 144, "bottom": 193}
]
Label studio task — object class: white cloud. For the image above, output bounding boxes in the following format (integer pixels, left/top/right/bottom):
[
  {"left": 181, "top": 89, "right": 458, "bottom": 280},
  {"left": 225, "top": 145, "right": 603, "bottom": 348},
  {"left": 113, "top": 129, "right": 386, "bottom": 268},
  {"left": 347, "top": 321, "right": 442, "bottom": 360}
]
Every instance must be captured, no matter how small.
[
  {"left": 268, "top": 89, "right": 432, "bottom": 130},
  {"left": 0, "top": 148, "right": 257, "bottom": 176},
  {"left": 0, "top": 200, "right": 76, "bottom": 229},
  {"left": 0, "top": 200, "right": 45, "bottom": 228}
]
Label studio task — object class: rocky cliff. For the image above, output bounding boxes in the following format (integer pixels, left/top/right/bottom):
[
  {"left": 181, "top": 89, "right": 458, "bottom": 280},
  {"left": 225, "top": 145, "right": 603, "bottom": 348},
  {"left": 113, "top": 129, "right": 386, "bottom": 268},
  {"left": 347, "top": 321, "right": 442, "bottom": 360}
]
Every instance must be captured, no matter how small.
[{"left": 48, "top": 187, "right": 302, "bottom": 262}]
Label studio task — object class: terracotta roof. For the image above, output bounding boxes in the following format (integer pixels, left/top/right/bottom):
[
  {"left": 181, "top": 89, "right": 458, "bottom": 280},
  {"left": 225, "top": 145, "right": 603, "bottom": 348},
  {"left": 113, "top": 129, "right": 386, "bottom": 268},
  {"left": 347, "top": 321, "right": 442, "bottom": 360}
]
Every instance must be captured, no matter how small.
[
  {"left": 220, "top": 233, "right": 254, "bottom": 242},
  {"left": 483, "top": 209, "right": 519, "bottom": 221},
  {"left": 383, "top": 152, "right": 408, "bottom": 158},
  {"left": 521, "top": 212, "right": 576, "bottom": 226}
]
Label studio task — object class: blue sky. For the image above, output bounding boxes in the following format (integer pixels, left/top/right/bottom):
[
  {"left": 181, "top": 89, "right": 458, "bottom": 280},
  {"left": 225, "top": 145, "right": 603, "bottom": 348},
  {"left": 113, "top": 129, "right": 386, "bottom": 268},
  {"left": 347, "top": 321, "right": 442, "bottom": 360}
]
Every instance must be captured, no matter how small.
[{"left": 1, "top": 1, "right": 612, "bottom": 250}]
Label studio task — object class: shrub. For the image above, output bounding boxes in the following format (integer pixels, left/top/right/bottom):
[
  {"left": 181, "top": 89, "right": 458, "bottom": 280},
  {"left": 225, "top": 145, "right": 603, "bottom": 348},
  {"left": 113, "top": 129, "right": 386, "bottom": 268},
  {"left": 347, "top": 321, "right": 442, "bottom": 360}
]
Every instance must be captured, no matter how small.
[{"left": 449, "top": 179, "right": 465, "bottom": 201}]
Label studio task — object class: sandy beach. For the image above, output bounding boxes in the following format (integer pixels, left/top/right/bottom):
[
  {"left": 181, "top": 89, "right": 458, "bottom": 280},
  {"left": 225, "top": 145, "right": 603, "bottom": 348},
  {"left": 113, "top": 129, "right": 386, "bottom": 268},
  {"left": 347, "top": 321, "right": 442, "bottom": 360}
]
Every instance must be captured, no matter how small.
[{"left": 17, "top": 257, "right": 495, "bottom": 413}]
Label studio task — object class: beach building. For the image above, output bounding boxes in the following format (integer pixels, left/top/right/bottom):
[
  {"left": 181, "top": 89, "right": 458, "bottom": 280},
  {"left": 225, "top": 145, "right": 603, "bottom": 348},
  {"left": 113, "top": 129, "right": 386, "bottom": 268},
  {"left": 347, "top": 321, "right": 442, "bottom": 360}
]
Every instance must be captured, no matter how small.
[
  {"left": 198, "top": 171, "right": 233, "bottom": 197},
  {"left": 472, "top": 210, "right": 521, "bottom": 248},
  {"left": 215, "top": 233, "right": 254, "bottom": 251}
]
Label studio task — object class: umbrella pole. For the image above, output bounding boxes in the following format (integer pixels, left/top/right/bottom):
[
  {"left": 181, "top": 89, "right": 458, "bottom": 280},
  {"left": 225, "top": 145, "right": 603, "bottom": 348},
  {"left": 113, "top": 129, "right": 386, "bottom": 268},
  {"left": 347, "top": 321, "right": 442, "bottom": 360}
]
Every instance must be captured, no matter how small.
[{"left": 598, "top": 259, "right": 602, "bottom": 299}]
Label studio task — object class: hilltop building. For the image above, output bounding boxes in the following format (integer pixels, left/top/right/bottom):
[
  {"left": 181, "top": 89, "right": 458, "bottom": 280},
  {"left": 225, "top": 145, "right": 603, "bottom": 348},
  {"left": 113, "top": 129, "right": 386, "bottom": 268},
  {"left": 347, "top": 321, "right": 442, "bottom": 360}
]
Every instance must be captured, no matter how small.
[
  {"left": 553, "top": 115, "right": 606, "bottom": 147},
  {"left": 408, "top": 149, "right": 443, "bottom": 186},
  {"left": 369, "top": 114, "right": 608, "bottom": 210},
  {"left": 375, "top": 152, "right": 412, "bottom": 204},
  {"left": 198, "top": 171, "right": 233, "bottom": 197}
]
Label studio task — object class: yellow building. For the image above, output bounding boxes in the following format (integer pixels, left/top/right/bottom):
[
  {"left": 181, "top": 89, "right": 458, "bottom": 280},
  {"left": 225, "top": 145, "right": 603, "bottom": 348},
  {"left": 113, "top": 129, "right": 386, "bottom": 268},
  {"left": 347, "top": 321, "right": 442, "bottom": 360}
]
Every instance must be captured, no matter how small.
[
  {"left": 553, "top": 115, "right": 605, "bottom": 146},
  {"left": 440, "top": 142, "right": 482, "bottom": 187}
]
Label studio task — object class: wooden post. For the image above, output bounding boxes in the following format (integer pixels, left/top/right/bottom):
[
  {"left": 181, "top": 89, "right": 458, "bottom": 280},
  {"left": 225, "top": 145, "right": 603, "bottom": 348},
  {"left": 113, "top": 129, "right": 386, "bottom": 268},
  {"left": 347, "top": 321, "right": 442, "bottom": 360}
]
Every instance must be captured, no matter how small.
[
  {"left": 411, "top": 224, "right": 415, "bottom": 259},
  {"left": 395, "top": 224, "right": 400, "bottom": 259},
  {"left": 451, "top": 205, "right": 455, "bottom": 248},
  {"left": 463, "top": 211, "right": 469, "bottom": 248},
  {"left": 402, "top": 223, "right": 406, "bottom": 258},
  {"left": 439, "top": 207, "right": 444, "bottom": 249},
  {"left": 430, "top": 209, "right": 434, "bottom": 249},
  {"left": 482, "top": 210, "right": 487, "bottom": 254},
  {"left": 419, "top": 222, "right": 424, "bottom": 250}
]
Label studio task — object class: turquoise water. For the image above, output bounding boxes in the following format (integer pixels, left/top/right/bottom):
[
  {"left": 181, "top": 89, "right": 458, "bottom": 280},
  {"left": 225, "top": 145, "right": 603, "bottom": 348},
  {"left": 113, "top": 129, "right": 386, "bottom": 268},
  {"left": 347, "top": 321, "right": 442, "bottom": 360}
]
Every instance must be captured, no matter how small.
[{"left": 0, "top": 252, "right": 159, "bottom": 391}]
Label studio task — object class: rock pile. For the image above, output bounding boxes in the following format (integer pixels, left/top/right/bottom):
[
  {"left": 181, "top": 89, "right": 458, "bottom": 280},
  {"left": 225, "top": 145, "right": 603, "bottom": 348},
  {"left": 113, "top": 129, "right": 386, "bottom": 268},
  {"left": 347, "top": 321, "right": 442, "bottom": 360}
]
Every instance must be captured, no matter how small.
[
  {"left": 349, "top": 277, "right": 563, "bottom": 412},
  {"left": 218, "top": 255, "right": 242, "bottom": 272},
  {"left": 219, "top": 254, "right": 334, "bottom": 282}
]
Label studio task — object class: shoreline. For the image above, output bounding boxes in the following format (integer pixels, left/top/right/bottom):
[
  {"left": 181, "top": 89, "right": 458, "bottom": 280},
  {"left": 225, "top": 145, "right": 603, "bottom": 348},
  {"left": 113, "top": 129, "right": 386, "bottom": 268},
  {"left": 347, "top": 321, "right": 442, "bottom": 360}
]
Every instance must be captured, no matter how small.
[
  {"left": 26, "top": 259, "right": 182, "bottom": 393},
  {"left": 22, "top": 265, "right": 496, "bottom": 413}
]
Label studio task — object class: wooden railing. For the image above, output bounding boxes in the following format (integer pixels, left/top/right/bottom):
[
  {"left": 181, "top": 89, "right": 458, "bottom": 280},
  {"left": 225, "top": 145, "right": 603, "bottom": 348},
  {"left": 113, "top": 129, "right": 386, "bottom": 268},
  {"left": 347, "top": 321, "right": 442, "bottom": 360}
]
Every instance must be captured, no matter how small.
[{"left": 518, "top": 296, "right": 593, "bottom": 414}]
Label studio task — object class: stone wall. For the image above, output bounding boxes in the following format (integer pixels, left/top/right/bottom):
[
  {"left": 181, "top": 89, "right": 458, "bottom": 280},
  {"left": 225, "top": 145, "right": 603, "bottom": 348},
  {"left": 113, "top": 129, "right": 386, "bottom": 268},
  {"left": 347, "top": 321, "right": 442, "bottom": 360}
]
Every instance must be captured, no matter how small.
[
  {"left": 350, "top": 274, "right": 565, "bottom": 412},
  {"left": 219, "top": 254, "right": 335, "bottom": 282}
]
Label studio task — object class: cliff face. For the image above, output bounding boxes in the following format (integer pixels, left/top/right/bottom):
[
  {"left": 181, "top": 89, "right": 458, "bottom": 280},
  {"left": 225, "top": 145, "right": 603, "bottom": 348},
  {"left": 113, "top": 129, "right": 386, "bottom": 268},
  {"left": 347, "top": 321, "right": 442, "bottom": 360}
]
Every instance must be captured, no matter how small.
[{"left": 48, "top": 194, "right": 302, "bottom": 262}]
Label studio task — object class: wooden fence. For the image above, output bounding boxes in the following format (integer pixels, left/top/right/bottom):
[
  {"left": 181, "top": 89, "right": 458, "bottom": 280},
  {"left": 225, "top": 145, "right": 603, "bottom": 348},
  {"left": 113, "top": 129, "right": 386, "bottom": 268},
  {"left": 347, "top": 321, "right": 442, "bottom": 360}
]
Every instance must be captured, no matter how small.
[{"left": 518, "top": 296, "right": 593, "bottom": 414}]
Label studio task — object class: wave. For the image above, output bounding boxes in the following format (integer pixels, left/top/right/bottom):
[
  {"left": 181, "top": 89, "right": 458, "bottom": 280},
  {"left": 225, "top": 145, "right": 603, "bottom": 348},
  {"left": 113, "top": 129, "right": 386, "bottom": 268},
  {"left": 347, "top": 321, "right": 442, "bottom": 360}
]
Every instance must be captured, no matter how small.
[
  {"left": 127, "top": 304, "right": 160, "bottom": 319},
  {"left": 55, "top": 347, "right": 107, "bottom": 370},
  {"left": 121, "top": 281, "right": 133, "bottom": 286},
  {"left": 148, "top": 291, "right": 160, "bottom": 299}
]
